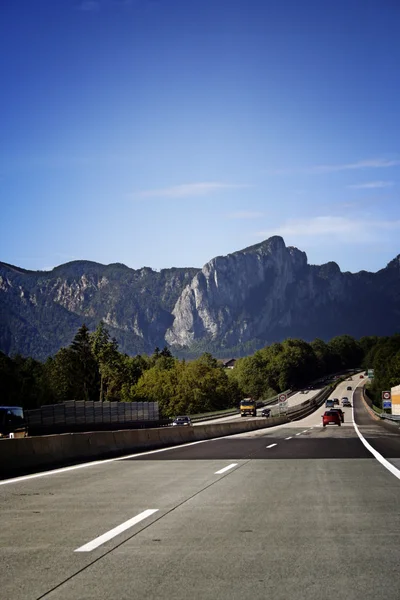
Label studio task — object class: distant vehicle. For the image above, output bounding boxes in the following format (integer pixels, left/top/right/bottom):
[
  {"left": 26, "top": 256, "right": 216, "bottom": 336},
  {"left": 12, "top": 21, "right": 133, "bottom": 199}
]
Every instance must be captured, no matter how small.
[
  {"left": 172, "top": 416, "right": 192, "bottom": 426},
  {"left": 322, "top": 411, "right": 341, "bottom": 427},
  {"left": 240, "top": 399, "right": 257, "bottom": 417},
  {"left": 360, "top": 375, "right": 364, "bottom": 379},
  {"left": 342, "top": 399, "right": 352, "bottom": 407},
  {"left": 0, "top": 406, "right": 27, "bottom": 438},
  {"left": 329, "top": 408, "right": 345, "bottom": 423},
  {"left": 347, "top": 386, "right": 352, "bottom": 390},
  {"left": 333, "top": 398, "right": 339, "bottom": 405},
  {"left": 261, "top": 407, "right": 271, "bottom": 418},
  {"left": 325, "top": 399, "right": 335, "bottom": 408}
]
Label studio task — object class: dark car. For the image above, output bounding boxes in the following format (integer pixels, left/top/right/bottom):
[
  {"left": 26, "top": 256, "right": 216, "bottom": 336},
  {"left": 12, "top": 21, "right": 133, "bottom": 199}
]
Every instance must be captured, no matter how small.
[
  {"left": 347, "top": 386, "right": 352, "bottom": 391},
  {"left": 322, "top": 411, "right": 341, "bottom": 427},
  {"left": 333, "top": 398, "right": 339, "bottom": 405},
  {"left": 329, "top": 408, "right": 345, "bottom": 423},
  {"left": 261, "top": 408, "right": 271, "bottom": 417},
  {"left": 342, "top": 399, "right": 352, "bottom": 407},
  {"left": 172, "top": 416, "right": 192, "bottom": 426}
]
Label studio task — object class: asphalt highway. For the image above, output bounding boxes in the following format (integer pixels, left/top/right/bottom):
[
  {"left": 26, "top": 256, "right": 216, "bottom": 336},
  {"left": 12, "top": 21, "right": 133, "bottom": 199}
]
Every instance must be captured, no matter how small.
[
  {"left": 198, "top": 386, "right": 325, "bottom": 425},
  {"left": 2, "top": 376, "right": 400, "bottom": 599}
]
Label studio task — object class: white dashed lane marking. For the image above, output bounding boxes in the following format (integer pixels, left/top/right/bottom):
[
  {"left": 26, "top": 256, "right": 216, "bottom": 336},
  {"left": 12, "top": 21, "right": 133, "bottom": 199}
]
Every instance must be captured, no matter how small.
[
  {"left": 75, "top": 509, "right": 159, "bottom": 553},
  {"left": 214, "top": 463, "right": 238, "bottom": 475}
]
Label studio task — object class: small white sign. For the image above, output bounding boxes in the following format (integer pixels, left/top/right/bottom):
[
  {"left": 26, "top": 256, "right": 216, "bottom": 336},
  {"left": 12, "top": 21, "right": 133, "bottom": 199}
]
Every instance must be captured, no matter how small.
[
  {"left": 382, "top": 391, "right": 391, "bottom": 400},
  {"left": 279, "top": 394, "right": 287, "bottom": 403}
]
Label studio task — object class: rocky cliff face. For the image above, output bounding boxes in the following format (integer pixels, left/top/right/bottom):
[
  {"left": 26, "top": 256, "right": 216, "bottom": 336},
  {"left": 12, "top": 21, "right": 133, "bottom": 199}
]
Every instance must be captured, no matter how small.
[
  {"left": 1, "top": 237, "right": 399, "bottom": 359},
  {"left": 165, "top": 237, "right": 308, "bottom": 346},
  {"left": 165, "top": 236, "right": 399, "bottom": 351},
  {"left": 0, "top": 261, "right": 198, "bottom": 359}
]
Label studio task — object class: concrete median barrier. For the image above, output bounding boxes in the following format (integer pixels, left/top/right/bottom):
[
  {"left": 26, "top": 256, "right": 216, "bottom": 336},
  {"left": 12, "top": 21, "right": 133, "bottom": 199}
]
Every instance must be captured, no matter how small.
[{"left": 0, "top": 414, "right": 288, "bottom": 478}]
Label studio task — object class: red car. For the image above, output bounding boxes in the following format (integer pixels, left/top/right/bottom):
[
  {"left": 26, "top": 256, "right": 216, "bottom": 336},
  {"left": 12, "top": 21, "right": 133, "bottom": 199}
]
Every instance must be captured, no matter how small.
[
  {"left": 322, "top": 411, "right": 342, "bottom": 427},
  {"left": 329, "top": 408, "right": 345, "bottom": 423},
  {"left": 360, "top": 375, "right": 364, "bottom": 379}
]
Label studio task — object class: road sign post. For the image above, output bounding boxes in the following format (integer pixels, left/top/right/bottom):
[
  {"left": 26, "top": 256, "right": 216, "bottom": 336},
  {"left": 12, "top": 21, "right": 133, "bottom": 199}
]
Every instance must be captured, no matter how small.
[
  {"left": 278, "top": 393, "right": 288, "bottom": 415},
  {"left": 382, "top": 391, "right": 392, "bottom": 412}
]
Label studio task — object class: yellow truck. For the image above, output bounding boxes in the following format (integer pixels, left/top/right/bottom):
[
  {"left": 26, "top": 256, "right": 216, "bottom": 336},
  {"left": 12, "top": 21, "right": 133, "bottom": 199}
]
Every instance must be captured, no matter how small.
[{"left": 240, "top": 398, "right": 257, "bottom": 417}]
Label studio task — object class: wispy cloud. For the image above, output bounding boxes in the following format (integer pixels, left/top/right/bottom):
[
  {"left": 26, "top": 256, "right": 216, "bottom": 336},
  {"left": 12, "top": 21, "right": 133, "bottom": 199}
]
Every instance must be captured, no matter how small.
[
  {"left": 227, "top": 211, "right": 264, "bottom": 219},
  {"left": 255, "top": 216, "right": 400, "bottom": 243},
  {"left": 77, "top": 1, "right": 100, "bottom": 11},
  {"left": 347, "top": 181, "right": 394, "bottom": 189},
  {"left": 135, "top": 182, "right": 250, "bottom": 199},
  {"left": 268, "top": 158, "right": 400, "bottom": 176}
]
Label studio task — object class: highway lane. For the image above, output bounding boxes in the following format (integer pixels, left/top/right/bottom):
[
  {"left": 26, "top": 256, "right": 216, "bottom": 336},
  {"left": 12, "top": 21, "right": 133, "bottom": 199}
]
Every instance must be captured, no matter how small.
[
  {"left": 2, "top": 376, "right": 400, "bottom": 599},
  {"left": 198, "top": 386, "right": 325, "bottom": 426},
  {"left": 275, "top": 385, "right": 325, "bottom": 410},
  {"left": 130, "top": 377, "right": 365, "bottom": 460}
]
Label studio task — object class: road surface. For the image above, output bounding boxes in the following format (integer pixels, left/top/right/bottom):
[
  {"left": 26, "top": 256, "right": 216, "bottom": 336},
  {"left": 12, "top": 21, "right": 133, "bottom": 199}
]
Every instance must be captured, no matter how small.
[{"left": 2, "top": 375, "right": 400, "bottom": 599}]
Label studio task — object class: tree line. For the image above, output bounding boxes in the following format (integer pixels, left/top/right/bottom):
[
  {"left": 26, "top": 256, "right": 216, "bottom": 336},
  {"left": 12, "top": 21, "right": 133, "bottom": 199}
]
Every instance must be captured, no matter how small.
[
  {"left": 0, "top": 323, "right": 241, "bottom": 416},
  {"left": 0, "top": 323, "right": 398, "bottom": 416}
]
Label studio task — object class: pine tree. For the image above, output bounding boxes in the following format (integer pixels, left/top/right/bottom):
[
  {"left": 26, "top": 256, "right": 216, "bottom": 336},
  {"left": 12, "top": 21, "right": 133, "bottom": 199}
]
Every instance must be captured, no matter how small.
[{"left": 70, "top": 324, "right": 99, "bottom": 401}]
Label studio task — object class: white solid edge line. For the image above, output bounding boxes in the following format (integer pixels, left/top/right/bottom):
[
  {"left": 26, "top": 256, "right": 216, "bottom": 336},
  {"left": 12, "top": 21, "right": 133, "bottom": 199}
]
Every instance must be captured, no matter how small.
[
  {"left": 0, "top": 439, "right": 210, "bottom": 487},
  {"left": 75, "top": 509, "right": 159, "bottom": 552},
  {"left": 352, "top": 381, "right": 400, "bottom": 482},
  {"left": 285, "top": 437, "right": 292, "bottom": 440},
  {"left": 266, "top": 443, "right": 277, "bottom": 448},
  {"left": 215, "top": 463, "right": 238, "bottom": 475}
]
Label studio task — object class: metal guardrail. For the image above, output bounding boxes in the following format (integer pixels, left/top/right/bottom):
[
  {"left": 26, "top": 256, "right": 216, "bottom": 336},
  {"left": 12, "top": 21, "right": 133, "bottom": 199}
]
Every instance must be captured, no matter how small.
[
  {"left": 286, "top": 386, "right": 331, "bottom": 421},
  {"left": 379, "top": 414, "right": 400, "bottom": 422}
]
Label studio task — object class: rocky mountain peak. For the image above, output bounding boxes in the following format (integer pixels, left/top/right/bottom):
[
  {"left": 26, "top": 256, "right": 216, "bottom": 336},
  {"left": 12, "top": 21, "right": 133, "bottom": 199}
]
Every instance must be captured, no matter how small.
[{"left": 165, "top": 237, "right": 316, "bottom": 348}]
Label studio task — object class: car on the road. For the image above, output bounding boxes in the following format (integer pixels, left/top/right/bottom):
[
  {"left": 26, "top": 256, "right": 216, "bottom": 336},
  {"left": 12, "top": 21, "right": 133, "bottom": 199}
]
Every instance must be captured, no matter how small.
[
  {"left": 261, "top": 407, "right": 271, "bottom": 417},
  {"left": 325, "top": 399, "right": 335, "bottom": 408},
  {"left": 172, "top": 416, "right": 192, "bottom": 426},
  {"left": 329, "top": 408, "right": 345, "bottom": 423},
  {"left": 322, "top": 411, "right": 342, "bottom": 427},
  {"left": 360, "top": 375, "right": 364, "bottom": 379},
  {"left": 347, "top": 386, "right": 352, "bottom": 390},
  {"left": 333, "top": 398, "right": 339, "bottom": 405},
  {"left": 342, "top": 399, "right": 352, "bottom": 407}
]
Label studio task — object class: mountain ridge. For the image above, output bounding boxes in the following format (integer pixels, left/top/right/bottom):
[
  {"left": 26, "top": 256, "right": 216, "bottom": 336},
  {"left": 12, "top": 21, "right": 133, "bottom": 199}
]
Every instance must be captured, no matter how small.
[{"left": 1, "top": 237, "right": 399, "bottom": 360}]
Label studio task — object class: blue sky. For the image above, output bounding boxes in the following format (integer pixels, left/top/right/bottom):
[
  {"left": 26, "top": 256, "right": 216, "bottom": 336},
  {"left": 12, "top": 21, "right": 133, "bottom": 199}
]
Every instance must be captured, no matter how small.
[{"left": 1, "top": 0, "right": 399, "bottom": 273}]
